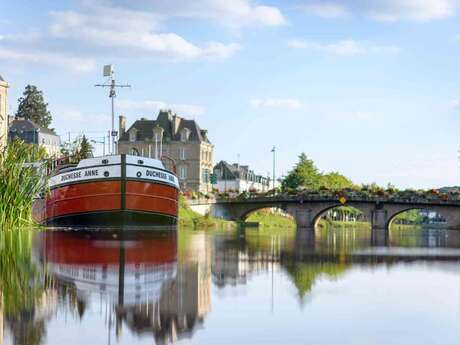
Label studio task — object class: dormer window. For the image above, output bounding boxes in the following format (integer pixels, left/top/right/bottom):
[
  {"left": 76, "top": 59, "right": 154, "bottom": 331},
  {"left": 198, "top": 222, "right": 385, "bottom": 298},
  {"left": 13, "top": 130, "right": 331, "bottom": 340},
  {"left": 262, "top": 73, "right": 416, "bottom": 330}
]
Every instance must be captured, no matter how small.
[
  {"left": 180, "top": 128, "right": 190, "bottom": 142},
  {"left": 129, "top": 128, "right": 137, "bottom": 142}
]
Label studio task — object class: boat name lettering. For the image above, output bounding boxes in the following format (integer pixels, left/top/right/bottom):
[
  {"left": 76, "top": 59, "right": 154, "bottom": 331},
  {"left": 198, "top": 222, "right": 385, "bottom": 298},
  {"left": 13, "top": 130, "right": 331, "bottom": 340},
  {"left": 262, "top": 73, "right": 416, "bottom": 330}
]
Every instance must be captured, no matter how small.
[
  {"left": 146, "top": 169, "right": 167, "bottom": 179},
  {"left": 84, "top": 169, "right": 99, "bottom": 177},
  {"left": 61, "top": 171, "right": 81, "bottom": 181},
  {"left": 145, "top": 169, "right": 175, "bottom": 182}
]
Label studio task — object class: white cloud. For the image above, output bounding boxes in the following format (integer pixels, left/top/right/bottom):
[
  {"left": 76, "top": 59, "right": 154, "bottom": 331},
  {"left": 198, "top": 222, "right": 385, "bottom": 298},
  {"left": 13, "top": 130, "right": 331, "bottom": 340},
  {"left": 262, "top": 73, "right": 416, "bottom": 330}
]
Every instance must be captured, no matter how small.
[
  {"left": 250, "top": 98, "right": 303, "bottom": 110},
  {"left": 450, "top": 98, "right": 460, "bottom": 110},
  {"left": 299, "top": 3, "right": 350, "bottom": 18},
  {"left": 288, "top": 39, "right": 400, "bottom": 56},
  {"left": 0, "top": 1, "right": 245, "bottom": 73},
  {"left": 48, "top": 10, "right": 240, "bottom": 61},
  {"left": 108, "top": 0, "right": 286, "bottom": 27},
  {"left": 0, "top": 47, "right": 96, "bottom": 73},
  {"left": 299, "top": 0, "right": 457, "bottom": 21},
  {"left": 118, "top": 99, "right": 205, "bottom": 117}
]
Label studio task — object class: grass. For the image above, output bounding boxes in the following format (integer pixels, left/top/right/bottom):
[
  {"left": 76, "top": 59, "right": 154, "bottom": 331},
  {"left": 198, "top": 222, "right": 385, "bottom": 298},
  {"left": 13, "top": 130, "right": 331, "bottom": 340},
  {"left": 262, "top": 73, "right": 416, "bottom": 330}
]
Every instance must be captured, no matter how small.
[
  {"left": 178, "top": 196, "right": 235, "bottom": 229},
  {"left": 0, "top": 140, "right": 47, "bottom": 229},
  {"left": 318, "top": 219, "right": 371, "bottom": 229},
  {"left": 246, "top": 209, "right": 296, "bottom": 228}
]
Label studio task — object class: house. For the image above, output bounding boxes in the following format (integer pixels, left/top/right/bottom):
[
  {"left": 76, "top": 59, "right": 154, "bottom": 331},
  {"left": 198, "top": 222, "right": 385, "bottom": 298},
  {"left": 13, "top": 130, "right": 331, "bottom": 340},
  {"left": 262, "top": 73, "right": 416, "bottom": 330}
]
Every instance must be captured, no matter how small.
[
  {"left": 0, "top": 74, "right": 9, "bottom": 150},
  {"left": 9, "top": 118, "right": 61, "bottom": 157},
  {"left": 212, "top": 161, "right": 272, "bottom": 193},
  {"left": 118, "top": 110, "right": 214, "bottom": 193}
]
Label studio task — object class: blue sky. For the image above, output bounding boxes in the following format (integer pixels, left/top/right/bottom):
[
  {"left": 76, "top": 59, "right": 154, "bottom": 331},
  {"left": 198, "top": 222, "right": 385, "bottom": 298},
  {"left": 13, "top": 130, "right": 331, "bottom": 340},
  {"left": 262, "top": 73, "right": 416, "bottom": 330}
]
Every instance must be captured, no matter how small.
[{"left": 1, "top": 0, "right": 460, "bottom": 189}]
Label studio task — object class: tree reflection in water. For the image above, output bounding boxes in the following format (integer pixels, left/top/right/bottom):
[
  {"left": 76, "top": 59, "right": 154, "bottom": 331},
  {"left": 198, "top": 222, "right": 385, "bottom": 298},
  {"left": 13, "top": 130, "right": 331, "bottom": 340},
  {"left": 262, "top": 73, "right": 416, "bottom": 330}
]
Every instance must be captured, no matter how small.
[
  {"left": 0, "top": 229, "right": 47, "bottom": 345},
  {"left": 2, "top": 227, "right": 460, "bottom": 344}
]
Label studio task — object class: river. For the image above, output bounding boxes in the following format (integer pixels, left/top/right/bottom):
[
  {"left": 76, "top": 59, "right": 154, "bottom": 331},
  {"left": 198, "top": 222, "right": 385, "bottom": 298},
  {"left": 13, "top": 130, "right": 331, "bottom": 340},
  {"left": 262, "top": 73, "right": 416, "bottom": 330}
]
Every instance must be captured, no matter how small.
[{"left": 1, "top": 227, "right": 460, "bottom": 345}]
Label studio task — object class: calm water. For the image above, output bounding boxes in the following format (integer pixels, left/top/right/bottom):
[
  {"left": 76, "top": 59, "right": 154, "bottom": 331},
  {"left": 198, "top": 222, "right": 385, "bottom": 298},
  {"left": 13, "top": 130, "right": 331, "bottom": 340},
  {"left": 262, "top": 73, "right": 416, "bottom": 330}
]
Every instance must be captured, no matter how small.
[{"left": 2, "top": 227, "right": 460, "bottom": 345}]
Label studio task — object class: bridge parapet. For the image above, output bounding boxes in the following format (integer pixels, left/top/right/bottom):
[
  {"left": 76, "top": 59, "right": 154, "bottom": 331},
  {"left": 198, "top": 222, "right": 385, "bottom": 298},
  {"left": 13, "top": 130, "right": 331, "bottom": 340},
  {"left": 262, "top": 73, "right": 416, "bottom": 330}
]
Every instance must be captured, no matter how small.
[
  {"left": 211, "top": 194, "right": 460, "bottom": 231},
  {"left": 215, "top": 194, "right": 460, "bottom": 206}
]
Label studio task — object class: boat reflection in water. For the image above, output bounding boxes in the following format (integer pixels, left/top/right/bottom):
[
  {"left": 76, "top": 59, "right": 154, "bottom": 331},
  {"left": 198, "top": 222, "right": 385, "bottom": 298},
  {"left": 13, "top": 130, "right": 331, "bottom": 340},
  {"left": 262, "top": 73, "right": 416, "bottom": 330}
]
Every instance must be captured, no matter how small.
[{"left": 32, "top": 229, "right": 211, "bottom": 344}]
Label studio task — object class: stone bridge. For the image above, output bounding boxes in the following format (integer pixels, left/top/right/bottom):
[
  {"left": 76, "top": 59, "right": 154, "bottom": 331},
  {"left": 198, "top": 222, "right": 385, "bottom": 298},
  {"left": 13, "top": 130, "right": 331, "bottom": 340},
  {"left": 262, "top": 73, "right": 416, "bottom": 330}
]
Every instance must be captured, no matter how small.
[{"left": 192, "top": 195, "right": 460, "bottom": 230}]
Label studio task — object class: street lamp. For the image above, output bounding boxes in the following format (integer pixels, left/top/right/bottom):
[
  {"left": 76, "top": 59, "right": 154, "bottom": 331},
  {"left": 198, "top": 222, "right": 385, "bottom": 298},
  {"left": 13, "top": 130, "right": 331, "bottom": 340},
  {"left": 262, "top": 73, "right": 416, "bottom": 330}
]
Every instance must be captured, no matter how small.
[
  {"left": 271, "top": 146, "right": 276, "bottom": 190},
  {"left": 33, "top": 128, "right": 40, "bottom": 161},
  {"left": 91, "top": 137, "right": 106, "bottom": 156}
]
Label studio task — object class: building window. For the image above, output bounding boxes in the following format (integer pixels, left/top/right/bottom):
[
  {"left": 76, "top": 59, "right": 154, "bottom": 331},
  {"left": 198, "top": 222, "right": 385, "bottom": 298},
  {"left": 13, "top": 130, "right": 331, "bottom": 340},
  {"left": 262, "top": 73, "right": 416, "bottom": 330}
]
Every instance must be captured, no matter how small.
[
  {"left": 202, "top": 168, "right": 210, "bottom": 183},
  {"left": 179, "top": 165, "right": 187, "bottom": 180},
  {"left": 180, "top": 128, "right": 190, "bottom": 142},
  {"left": 129, "top": 129, "right": 137, "bottom": 142},
  {"left": 131, "top": 147, "right": 140, "bottom": 156},
  {"left": 179, "top": 148, "right": 186, "bottom": 160}
]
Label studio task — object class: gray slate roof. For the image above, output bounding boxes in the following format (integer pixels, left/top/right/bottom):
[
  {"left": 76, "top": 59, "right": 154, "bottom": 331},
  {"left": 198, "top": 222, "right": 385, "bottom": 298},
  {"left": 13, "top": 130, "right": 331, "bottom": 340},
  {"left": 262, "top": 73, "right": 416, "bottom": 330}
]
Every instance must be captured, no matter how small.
[
  {"left": 9, "top": 119, "right": 58, "bottom": 136},
  {"left": 120, "top": 110, "right": 210, "bottom": 143},
  {"left": 0, "top": 75, "right": 4, "bottom": 82}
]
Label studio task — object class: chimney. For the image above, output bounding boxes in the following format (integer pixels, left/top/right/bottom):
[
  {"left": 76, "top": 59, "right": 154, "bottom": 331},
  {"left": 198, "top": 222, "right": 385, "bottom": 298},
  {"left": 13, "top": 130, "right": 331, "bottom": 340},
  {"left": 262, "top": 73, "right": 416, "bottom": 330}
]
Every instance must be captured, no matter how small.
[
  {"left": 153, "top": 125, "right": 164, "bottom": 159},
  {"left": 119, "top": 115, "right": 126, "bottom": 139},
  {"left": 172, "top": 113, "right": 181, "bottom": 135}
]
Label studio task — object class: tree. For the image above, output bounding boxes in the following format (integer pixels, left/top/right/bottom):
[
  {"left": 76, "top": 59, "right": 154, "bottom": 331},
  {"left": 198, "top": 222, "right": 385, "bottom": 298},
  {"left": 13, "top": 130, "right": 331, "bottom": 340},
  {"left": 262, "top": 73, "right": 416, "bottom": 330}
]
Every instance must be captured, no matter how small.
[
  {"left": 78, "top": 135, "right": 93, "bottom": 159},
  {"left": 282, "top": 153, "right": 322, "bottom": 190},
  {"left": 321, "top": 172, "right": 354, "bottom": 190},
  {"left": 60, "top": 135, "right": 93, "bottom": 162},
  {"left": 16, "top": 85, "right": 52, "bottom": 128}
]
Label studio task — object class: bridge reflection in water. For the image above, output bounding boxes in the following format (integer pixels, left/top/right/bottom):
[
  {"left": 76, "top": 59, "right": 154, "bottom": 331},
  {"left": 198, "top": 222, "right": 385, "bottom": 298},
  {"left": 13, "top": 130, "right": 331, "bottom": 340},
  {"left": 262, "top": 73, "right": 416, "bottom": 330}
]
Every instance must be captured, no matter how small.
[{"left": 3, "top": 227, "right": 460, "bottom": 344}]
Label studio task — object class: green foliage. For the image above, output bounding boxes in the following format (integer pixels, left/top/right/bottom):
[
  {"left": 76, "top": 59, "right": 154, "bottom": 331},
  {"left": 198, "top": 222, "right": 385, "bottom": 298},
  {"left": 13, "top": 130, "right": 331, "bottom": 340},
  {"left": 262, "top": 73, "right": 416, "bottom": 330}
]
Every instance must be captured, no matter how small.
[
  {"left": 178, "top": 196, "right": 234, "bottom": 229},
  {"left": 0, "top": 230, "right": 43, "bottom": 316},
  {"left": 285, "top": 262, "right": 349, "bottom": 299},
  {"left": 246, "top": 209, "right": 295, "bottom": 228},
  {"left": 281, "top": 153, "right": 354, "bottom": 191},
  {"left": 321, "top": 172, "right": 354, "bottom": 190},
  {"left": 60, "top": 135, "right": 94, "bottom": 162},
  {"left": 282, "top": 153, "right": 321, "bottom": 190},
  {"left": 394, "top": 209, "right": 423, "bottom": 224},
  {"left": 0, "top": 139, "right": 48, "bottom": 228},
  {"left": 78, "top": 135, "right": 93, "bottom": 159},
  {"left": 16, "top": 85, "right": 52, "bottom": 128}
]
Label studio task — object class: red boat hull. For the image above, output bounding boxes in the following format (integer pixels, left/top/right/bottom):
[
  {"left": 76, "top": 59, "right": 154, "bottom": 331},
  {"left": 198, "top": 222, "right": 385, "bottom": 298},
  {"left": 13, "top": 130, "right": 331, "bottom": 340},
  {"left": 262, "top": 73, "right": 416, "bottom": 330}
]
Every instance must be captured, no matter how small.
[
  {"left": 33, "top": 183, "right": 178, "bottom": 227},
  {"left": 33, "top": 180, "right": 178, "bottom": 227}
]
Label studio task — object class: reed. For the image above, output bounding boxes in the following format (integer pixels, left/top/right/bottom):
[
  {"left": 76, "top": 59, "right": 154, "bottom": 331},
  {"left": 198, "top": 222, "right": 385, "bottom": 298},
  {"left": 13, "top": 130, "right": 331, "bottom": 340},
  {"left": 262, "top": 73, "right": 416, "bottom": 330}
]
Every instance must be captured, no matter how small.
[
  {"left": 0, "top": 139, "right": 47, "bottom": 229},
  {"left": 0, "top": 229, "right": 43, "bottom": 315}
]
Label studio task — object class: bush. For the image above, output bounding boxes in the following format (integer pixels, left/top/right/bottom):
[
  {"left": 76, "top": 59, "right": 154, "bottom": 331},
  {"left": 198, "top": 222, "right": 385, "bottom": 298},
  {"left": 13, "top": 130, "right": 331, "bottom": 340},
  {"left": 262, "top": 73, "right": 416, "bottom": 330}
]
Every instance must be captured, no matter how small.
[{"left": 0, "top": 139, "right": 48, "bottom": 228}]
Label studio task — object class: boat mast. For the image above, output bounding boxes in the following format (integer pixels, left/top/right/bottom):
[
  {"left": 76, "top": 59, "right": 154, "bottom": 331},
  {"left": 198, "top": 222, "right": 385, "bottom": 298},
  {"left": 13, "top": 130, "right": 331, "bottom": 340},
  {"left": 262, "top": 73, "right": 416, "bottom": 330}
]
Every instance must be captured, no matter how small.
[{"left": 95, "top": 65, "right": 131, "bottom": 155}]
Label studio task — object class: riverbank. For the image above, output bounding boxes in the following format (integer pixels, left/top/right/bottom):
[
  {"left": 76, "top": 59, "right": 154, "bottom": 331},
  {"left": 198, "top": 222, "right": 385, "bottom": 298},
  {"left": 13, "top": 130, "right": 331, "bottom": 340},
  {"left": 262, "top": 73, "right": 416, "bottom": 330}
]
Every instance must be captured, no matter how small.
[
  {"left": 179, "top": 197, "right": 235, "bottom": 229},
  {"left": 246, "top": 210, "right": 296, "bottom": 228}
]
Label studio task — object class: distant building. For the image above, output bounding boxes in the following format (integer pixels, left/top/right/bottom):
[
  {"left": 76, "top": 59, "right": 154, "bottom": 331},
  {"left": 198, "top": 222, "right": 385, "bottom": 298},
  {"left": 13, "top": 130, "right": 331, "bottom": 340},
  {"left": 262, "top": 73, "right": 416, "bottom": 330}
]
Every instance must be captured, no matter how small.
[
  {"left": 118, "top": 110, "right": 214, "bottom": 193},
  {"left": 213, "top": 161, "right": 271, "bottom": 193},
  {"left": 0, "top": 74, "right": 9, "bottom": 151},
  {"left": 9, "top": 118, "right": 61, "bottom": 158}
]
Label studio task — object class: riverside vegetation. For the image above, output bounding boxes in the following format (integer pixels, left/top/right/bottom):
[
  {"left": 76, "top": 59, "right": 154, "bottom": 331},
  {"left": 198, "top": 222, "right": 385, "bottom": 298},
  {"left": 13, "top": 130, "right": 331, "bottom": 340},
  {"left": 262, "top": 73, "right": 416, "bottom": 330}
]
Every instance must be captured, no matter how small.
[{"left": 0, "top": 140, "right": 47, "bottom": 229}]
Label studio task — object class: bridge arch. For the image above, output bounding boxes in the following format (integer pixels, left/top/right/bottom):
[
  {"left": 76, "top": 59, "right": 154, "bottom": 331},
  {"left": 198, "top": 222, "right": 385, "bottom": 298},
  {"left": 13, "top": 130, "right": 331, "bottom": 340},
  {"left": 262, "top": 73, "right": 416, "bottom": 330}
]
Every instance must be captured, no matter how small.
[
  {"left": 387, "top": 207, "right": 447, "bottom": 229},
  {"left": 240, "top": 204, "right": 291, "bottom": 222},
  {"left": 312, "top": 204, "right": 370, "bottom": 229}
]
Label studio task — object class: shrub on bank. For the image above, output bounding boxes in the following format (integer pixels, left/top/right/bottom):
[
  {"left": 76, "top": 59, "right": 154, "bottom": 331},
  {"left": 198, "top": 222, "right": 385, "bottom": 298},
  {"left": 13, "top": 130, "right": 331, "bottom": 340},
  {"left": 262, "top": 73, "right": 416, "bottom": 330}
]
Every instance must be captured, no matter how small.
[{"left": 0, "top": 140, "right": 47, "bottom": 228}]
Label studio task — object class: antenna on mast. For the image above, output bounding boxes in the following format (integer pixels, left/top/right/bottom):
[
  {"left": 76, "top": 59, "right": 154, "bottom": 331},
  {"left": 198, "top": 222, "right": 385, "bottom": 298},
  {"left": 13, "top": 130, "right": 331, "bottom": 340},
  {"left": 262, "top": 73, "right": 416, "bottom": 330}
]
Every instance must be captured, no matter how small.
[{"left": 95, "top": 65, "right": 131, "bottom": 155}]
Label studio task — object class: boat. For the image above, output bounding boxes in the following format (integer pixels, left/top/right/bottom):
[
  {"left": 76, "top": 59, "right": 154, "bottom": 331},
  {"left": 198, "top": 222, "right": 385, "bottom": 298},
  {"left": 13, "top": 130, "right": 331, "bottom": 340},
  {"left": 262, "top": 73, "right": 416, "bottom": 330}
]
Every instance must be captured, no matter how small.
[{"left": 32, "top": 154, "right": 180, "bottom": 227}]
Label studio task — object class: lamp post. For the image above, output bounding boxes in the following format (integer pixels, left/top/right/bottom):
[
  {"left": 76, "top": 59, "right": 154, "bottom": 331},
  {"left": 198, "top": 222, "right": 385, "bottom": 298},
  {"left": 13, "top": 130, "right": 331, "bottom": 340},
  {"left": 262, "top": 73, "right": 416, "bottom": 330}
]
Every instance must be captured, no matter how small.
[
  {"left": 271, "top": 146, "right": 276, "bottom": 190},
  {"left": 91, "top": 137, "right": 106, "bottom": 156},
  {"left": 33, "top": 128, "right": 40, "bottom": 161}
]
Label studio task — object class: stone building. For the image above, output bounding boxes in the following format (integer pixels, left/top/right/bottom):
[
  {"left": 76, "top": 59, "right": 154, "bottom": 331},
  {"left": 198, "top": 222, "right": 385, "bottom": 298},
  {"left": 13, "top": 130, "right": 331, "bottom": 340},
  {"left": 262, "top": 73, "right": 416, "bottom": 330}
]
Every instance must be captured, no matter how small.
[
  {"left": 213, "top": 160, "right": 271, "bottom": 193},
  {"left": 118, "top": 110, "right": 214, "bottom": 193},
  {"left": 0, "top": 74, "right": 9, "bottom": 151},
  {"left": 9, "top": 118, "right": 61, "bottom": 157}
]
